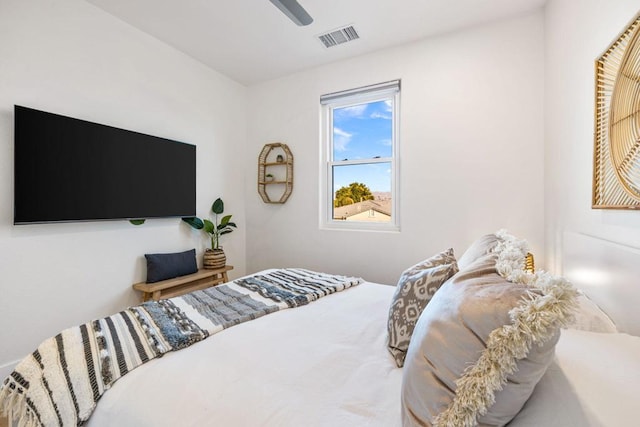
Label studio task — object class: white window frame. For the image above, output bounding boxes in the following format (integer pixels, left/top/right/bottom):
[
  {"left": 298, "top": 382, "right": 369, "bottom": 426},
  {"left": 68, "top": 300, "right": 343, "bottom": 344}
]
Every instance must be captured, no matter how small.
[{"left": 320, "top": 80, "right": 400, "bottom": 232}]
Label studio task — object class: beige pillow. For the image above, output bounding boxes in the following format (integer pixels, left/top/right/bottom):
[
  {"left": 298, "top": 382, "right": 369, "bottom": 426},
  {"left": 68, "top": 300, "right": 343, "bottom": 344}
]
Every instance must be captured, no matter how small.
[
  {"left": 402, "top": 232, "right": 578, "bottom": 427},
  {"left": 457, "top": 233, "right": 499, "bottom": 271},
  {"left": 387, "top": 249, "right": 458, "bottom": 367}
]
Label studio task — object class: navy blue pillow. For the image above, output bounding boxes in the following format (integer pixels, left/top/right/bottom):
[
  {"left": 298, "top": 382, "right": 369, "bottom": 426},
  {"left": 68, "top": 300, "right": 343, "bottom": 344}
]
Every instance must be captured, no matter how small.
[{"left": 145, "top": 249, "right": 198, "bottom": 283}]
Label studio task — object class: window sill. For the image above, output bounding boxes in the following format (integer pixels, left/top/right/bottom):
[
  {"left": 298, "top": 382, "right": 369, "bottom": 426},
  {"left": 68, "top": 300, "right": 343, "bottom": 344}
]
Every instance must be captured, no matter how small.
[{"left": 320, "top": 221, "right": 400, "bottom": 233}]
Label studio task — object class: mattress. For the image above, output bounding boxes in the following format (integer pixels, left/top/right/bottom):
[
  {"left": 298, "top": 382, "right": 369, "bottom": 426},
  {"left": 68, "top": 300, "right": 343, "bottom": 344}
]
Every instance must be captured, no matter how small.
[{"left": 85, "top": 280, "right": 640, "bottom": 427}]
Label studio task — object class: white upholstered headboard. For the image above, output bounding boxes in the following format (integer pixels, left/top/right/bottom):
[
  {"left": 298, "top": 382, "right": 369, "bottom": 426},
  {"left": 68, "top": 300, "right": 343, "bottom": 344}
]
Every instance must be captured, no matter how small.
[{"left": 562, "top": 232, "right": 640, "bottom": 336}]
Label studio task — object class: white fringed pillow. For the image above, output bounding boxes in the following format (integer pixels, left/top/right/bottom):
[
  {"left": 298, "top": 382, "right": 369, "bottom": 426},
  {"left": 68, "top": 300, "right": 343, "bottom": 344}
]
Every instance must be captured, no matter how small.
[
  {"left": 567, "top": 292, "right": 617, "bottom": 333},
  {"left": 401, "top": 231, "right": 579, "bottom": 427}
]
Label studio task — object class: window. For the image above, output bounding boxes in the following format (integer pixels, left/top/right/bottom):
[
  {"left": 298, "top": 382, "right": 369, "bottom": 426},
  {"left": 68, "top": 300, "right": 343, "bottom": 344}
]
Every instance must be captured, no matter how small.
[{"left": 320, "top": 80, "right": 400, "bottom": 231}]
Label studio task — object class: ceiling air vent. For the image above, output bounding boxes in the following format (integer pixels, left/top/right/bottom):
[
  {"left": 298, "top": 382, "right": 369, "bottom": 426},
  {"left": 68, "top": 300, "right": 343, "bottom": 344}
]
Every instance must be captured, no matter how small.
[{"left": 317, "top": 25, "right": 359, "bottom": 48}]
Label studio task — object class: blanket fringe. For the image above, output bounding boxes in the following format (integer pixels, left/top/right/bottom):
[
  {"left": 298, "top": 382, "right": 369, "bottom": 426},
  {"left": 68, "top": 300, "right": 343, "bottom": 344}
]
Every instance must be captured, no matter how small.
[{"left": 0, "top": 378, "right": 39, "bottom": 427}]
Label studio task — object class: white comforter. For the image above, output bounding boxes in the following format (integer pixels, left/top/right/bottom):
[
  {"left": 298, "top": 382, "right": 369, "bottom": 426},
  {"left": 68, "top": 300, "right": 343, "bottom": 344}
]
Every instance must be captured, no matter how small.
[
  {"left": 86, "top": 280, "right": 640, "bottom": 427},
  {"left": 88, "top": 281, "right": 403, "bottom": 427}
]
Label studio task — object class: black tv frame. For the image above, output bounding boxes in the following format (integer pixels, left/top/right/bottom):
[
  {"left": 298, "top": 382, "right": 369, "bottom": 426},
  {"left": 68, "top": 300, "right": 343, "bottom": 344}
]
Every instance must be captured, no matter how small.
[{"left": 14, "top": 105, "right": 197, "bottom": 224}]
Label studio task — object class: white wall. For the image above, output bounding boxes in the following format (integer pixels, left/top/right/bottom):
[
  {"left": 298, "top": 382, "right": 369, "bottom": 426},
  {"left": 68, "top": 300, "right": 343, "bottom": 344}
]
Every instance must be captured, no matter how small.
[
  {"left": 544, "top": 0, "right": 640, "bottom": 273},
  {"left": 0, "top": 0, "right": 247, "bottom": 377},
  {"left": 246, "top": 12, "right": 545, "bottom": 285}
]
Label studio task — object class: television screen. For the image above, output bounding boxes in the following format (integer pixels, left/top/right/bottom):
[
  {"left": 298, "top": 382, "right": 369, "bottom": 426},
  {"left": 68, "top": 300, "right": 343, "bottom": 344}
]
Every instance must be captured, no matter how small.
[{"left": 14, "top": 105, "right": 196, "bottom": 224}]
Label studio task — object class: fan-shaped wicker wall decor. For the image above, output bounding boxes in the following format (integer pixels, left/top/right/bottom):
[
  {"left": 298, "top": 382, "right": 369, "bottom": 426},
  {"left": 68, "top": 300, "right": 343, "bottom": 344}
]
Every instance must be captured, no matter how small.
[{"left": 593, "top": 12, "right": 640, "bottom": 209}]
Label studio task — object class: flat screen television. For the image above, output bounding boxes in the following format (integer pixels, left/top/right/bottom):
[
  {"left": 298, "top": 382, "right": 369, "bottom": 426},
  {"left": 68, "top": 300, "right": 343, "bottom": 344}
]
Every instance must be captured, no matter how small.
[{"left": 14, "top": 105, "right": 196, "bottom": 224}]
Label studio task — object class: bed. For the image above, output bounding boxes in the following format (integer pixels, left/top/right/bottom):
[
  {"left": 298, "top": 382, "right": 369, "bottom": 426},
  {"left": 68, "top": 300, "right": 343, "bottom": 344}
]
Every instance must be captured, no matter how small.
[
  {"left": 2, "top": 231, "right": 639, "bottom": 426},
  {"left": 85, "top": 285, "right": 639, "bottom": 427}
]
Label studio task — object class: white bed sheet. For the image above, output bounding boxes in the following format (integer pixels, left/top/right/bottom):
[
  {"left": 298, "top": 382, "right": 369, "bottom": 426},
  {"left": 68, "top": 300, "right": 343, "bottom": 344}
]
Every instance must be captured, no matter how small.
[
  {"left": 87, "top": 281, "right": 403, "bottom": 427},
  {"left": 85, "top": 280, "right": 640, "bottom": 427},
  {"left": 510, "top": 329, "right": 640, "bottom": 426}
]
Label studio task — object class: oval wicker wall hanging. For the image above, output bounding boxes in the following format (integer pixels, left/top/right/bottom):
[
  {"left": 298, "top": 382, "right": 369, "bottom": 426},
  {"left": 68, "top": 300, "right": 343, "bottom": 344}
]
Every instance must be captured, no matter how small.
[
  {"left": 258, "top": 143, "right": 293, "bottom": 204},
  {"left": 593, "top": 12, "right": 640, "bottom": 208}
]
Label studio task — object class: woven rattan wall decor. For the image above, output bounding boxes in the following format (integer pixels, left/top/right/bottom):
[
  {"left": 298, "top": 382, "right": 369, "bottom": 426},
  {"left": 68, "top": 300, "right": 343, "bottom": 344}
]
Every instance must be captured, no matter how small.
[
  {"left": 258, "top": 143, "right": 293, "bottom": 204},
  {"left": 593, "top": 12, "right": 640, "bottom": 209}
]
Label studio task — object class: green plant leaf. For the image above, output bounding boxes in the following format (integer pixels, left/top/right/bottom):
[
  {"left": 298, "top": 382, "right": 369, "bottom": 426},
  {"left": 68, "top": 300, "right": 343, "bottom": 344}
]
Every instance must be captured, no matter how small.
[
  {"left": 203, "top": 219, "right": 215, "bottom": 234},
  {"left": 182, "top": 217, "right": 204, "bottom": 229},
  {"left": 212, "top": 198, "right": 224, "bottom": 215},
  {"left": 220, "top": 214, "right": 232, "bottom": 227},
  {"left": 220, "top": 229, "right": 233, "bottom": 235},
  {"left": 219, "top": 222, "right": 236, "bottom": 232},
  {"left": 129, "top": 219, "right": 145, "bottom": 225}
]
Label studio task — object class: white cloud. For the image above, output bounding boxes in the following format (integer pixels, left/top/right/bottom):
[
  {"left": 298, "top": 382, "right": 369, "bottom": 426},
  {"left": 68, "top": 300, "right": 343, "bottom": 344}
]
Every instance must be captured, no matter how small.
[
  {"left": 384, "top": 100, "right": 392, "bottom": 111},
  {"left": 333, "top": 127, "right": 353, "bottom": 152},
  {"left": 370, "top": 112, "right": 392, "bottom": 120},
  {"left": 379, "top": 138, "right": 392, "bottom": 146},
  {"left": 335, "top": 104, "right": 367, "bottom": 119}
]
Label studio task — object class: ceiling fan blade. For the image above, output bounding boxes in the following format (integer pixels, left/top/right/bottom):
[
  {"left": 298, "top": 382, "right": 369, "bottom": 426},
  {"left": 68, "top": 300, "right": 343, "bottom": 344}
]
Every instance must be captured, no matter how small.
[{"left": 269, "top": 0, "right": 313, "bottom": 26}]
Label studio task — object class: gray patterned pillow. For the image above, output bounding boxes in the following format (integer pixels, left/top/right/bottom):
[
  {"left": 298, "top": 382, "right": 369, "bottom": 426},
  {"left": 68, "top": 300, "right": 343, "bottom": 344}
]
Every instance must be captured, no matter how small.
[{"left": 387, "top": 248, "right": 458, "bottom": 367}]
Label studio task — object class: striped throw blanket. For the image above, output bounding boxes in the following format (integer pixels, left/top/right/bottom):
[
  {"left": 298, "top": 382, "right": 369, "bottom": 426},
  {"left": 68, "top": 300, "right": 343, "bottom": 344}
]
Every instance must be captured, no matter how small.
[{"left": 0, "top": 269, "right": 361, "bottom": 427}]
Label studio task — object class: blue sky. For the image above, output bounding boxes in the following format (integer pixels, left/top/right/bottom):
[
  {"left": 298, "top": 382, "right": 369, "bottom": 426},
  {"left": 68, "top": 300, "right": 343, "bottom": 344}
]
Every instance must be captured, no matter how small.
[{"left": 332, "top": 100, "right": 392, "bottom": 193}]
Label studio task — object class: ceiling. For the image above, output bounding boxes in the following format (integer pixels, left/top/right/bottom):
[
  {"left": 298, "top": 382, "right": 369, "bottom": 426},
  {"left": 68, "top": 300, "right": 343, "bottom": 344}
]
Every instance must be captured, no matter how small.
[{"left": 86, "top": 0, "right": 546, "bottom": 86}]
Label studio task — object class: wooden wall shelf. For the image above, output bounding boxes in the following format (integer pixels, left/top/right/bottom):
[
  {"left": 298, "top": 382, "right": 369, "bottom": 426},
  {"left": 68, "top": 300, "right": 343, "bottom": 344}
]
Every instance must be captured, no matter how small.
[{"left": 258, "top": 143, "right": 293, "bottom": 204}]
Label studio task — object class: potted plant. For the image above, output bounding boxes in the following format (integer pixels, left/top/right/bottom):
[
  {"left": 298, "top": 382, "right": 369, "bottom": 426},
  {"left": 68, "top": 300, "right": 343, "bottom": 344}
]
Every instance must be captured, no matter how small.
[
  {"left": 265, "top": 173, "right": 275, "bottom": 182},
  {"left": 182, "top": 198, "right": 237, "bottom": 269}
]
